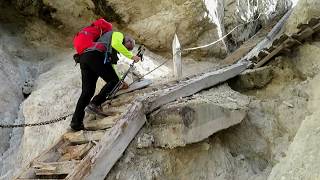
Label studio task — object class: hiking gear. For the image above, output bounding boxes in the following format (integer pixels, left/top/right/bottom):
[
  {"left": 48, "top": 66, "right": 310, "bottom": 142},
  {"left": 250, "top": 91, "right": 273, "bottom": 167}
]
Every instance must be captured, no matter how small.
[
  {"left": 73, "top": 18, "right": 112, "bottom": 55},
  {"left": 70, "top": 122, "right": 85, "bottom": 131},
  {"left": 85, "top": 31, "right": 134, "bottom": 64},
  {"left": 106, "top": 45, "right": 146, "bottom": 105},
  {"left": 137, "top": 44, "right": 146, "bottom": 60},
  {"left": 84, "top": 103, "right": 109, "bottom": 117},
  {"left": 71, "top": 51, "right": 119, "bottom": 125},
  {"left": 73, "top": 53, "right": 80, "bottom": 64}
]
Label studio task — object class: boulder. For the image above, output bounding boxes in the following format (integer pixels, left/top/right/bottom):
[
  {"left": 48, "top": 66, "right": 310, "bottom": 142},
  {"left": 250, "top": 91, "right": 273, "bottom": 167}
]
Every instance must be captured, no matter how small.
[
  {"left": 229, "top": 66, "right": 273, "bottom": 90},
  {"left": 144, "top": 84, "right": 250, "bottom": 148}
]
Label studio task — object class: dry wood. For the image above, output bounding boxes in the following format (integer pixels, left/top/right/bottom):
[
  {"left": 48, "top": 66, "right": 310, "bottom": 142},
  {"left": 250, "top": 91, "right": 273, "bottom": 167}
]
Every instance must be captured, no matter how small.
[
  {"left": 63, "top": 130, "right": 106, "bottom": 144},
  {"left": 116, "top": 79, "right": 152, "bottom": 96},
  {"left": 254, "top": 38, "right": 294, "bottom": 68},
  {"left": 59, "top": 143, "right": 93, "bottom": 161},
  {"left": 32, "top": 161, "right": 80, "bottom": 176},
  {"left": 33, "top": 139, "right": 69, "bottom": 163},
  {"left": 84, "top": 115, "right": 121, "bottom": 130},
  {"left": 242, "top": 9, "right": 292, "bottom": 62},
  {"left": 66, "top": 100, "right": 146, "bottom": 179},
  {"left": 144, "top": 62, "right": 248, "bottom": 113}
]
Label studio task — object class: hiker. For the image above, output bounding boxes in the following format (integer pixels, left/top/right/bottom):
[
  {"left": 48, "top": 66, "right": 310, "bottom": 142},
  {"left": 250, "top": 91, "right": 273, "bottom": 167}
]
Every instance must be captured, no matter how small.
[{"left": 70, "top": 31, "right": 141, "bottom": 131}]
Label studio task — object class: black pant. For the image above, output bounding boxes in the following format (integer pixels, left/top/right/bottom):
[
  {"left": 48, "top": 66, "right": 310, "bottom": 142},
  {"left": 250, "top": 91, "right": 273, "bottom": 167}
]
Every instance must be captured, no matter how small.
[{"left": 71, "top": 51, "right": 119, "bottom": 126}]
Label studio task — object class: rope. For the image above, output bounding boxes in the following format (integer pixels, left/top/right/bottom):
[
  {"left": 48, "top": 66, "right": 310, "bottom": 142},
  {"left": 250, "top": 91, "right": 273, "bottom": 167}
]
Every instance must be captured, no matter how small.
[
  {"left": 182, "top": 13, "right": 262, "bottom": 51},
  {"left": 129, "top": 59, "right": 171, "bottom": 86}
]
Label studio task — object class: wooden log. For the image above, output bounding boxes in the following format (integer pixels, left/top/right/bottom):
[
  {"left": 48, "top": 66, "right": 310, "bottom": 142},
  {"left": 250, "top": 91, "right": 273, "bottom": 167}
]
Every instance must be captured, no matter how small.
[
  {"left": 243, "top": 9, "right": 292, "bottom": 62},
  {"left": 66, "top": 100, "right": 146, "bottom": 179},
  {"left": 32, "top": 161, "right": 80, "bottom": 176},
  {"left": 272, "top": 34, "right": 288, "bottom": 47},
  {"left": 116, "top": 79, "right": 152, "bottom": 96},
  {"left": 172, "top": 33, "right": 182, "bottom": 79},
  {"left": 84, "top": 115, "right": 121, "bottom": 130},
  {"left": 257, "top": 50, "right": 270, "bottom": 59},
  {"left": 59, "top": 143, "right": 93, "bottom": 161},
  {"left": 144, "top": 62, "right": 248, "bottom": 113},
  {"left": 266, "top": 9, "right": 293, "bottom": 40},
  {"left": 254, "top": 38, "right": 295, "bottom": 68},
  {"left": 33, "top": 139, "right": 69, "bottom": 163},
  {"left": 63, "top": 130, "right": 106, "bottom": 144}
]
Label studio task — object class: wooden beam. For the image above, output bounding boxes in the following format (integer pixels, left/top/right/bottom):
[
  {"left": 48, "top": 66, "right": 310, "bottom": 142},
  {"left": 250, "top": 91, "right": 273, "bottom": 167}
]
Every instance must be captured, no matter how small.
[
  {"left": 144, "top": 62, "right": 248, "bottom": 113},
  {"left": 59, "top": 143, "right": 93, "bottom": 161},
  {"left": 116, "top": 79, "right": 152, "bottom": 96},
  {"left": 63, "top": 130, "right": 106, "bottom": 144},
  {"left": 242, "top": 9, "right": 292, "bottom": 62},
  {"left": 32, "top": 161, "right": 80, "bottom": 176},
  {"left": 254, "top": 38, "right": 294, "bottom": 68},
  {"left": 172, "top": 33, "right": 182, "bottom": 79},
  {"left": 66, "top": 100, "right": 146, "bottom": 179}
]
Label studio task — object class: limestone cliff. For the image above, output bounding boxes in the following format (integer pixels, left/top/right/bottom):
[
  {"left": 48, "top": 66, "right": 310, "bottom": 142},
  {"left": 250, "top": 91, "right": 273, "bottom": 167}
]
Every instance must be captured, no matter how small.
[{"left": 2, "top": 0, "right": 320, "bottom": 180}]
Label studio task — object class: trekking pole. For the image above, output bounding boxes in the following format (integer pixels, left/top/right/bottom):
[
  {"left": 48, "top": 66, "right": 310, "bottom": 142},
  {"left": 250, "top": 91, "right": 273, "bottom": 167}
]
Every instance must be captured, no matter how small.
[{"left": 106, "top": 45, "right": 145, "bottom": 104}]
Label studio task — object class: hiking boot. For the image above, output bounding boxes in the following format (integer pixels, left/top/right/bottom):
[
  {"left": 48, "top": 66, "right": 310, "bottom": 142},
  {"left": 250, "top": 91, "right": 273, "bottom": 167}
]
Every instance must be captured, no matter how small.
[
  {"left": 70, "top": 123, "right": 85, "bottom": 131},
  {"left": 85, "top": 103, "right": 109, "bottom": 117}
]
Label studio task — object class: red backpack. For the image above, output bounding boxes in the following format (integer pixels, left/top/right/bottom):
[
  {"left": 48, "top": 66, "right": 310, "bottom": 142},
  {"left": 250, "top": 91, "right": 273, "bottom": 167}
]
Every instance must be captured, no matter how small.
[{"left": 73, "top": 18, "right": 112, "bottom": 55}]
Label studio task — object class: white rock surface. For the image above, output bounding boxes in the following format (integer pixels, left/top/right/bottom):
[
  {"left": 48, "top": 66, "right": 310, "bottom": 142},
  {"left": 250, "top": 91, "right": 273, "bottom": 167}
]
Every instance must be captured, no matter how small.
[
  {"left": 0, "top": 48, "right": 23, "bottom": 154},
  {"left": 267, "top": 41, "right": 320, "bottom": 180},
  {"left": 148, "top": 84, "right": 250, "bottom": 148},
  {"left": 11, "top": 0, "right": 292, "bottom": 57}
]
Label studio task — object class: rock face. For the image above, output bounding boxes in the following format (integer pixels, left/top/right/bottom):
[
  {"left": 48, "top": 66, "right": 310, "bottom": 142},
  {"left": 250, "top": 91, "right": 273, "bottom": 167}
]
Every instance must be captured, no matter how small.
[
  {"left": 229, "top": 66, "right": 274, "bottom": 90},
  {"left": 0, "top": 48, "right": 23, "bottom": 154},
  {"left": 266, "top": 42, "right": 320, "bottom": 179},
  {"left": 285, "top": 0, "right": 320, "bottom": 35},
  {"left": 223, "top": 0, "right": 292, "bottom": 50},
  {"left": 0, "top": 52, "right": 80, "bottom": 178},
  {"left": 9, "top": 0, "right": 292, "bottom": 58},
  {"left": 147, "top": 84, "right": 249, "bottom": 148}
]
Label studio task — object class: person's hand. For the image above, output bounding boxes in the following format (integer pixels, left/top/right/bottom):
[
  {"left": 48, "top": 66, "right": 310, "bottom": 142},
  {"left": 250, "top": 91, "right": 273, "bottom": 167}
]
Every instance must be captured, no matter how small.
[
  {"left": 132, "top": 55, "right": 141, "bottom": 63},
  {"left": 120, "top": 82, "right": 129, "bottom": 90}
]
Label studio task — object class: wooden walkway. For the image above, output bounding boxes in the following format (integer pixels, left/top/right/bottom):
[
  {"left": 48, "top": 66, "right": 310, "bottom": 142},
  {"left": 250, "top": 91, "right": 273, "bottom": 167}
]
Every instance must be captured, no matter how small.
[
  {"left": 15, "top": 63, "right": 247, "bottom": 180},
  {"left": 250, "top": 17, "right": 320, "bottom": 68},
  {"left": 15, "top": 16, "right": 320, "bottom": 180}
]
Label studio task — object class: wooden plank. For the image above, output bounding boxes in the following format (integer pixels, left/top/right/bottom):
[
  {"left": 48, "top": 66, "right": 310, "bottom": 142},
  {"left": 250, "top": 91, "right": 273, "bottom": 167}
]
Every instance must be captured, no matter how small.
[
  {"left": 63, "top": 130, "right": 106, "bottom": 144},
  {"left": 242, "top": 9, "right": 292, "bottom": 63},
  {"left": 116, "top": 79, "right": 152, "bottom": 96},
  {"left": 172, "top": 33, "right": 182, "bottom": 79},
  {"left": 59, "top": 143, "right": 93, "bottom": 161},
  {"left": 65, "top": 62, "right": 248, "bottom": 179},
  {"left": 272, "top": 34, "right": 288, "bottom": 47},
  {"left": 32, "top": 161, "right": 80, "bottom": 176},
  {"left": 144, "top": 62, "right": 248, "bottom": 113},
  {"left": 257, "top": 50, "right": 269, "bottom": 59},
  {"left": 254, "top": 38, "right": 294, "bottom": 68},
  {"left": 33, "top": 138, "right": 69, "bottom": 163},
  {"left": 84, "top": 114, "right": 121, "bottom": 130},
  {"left": 66, "top": 100, "right": 146, "bottom": 179}
]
